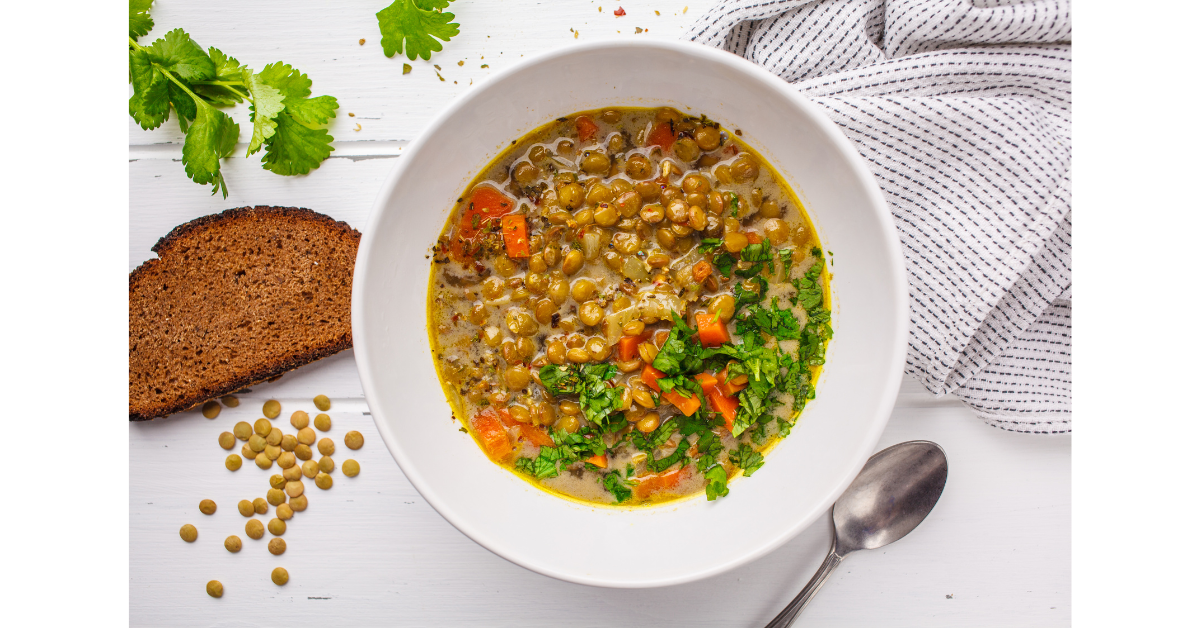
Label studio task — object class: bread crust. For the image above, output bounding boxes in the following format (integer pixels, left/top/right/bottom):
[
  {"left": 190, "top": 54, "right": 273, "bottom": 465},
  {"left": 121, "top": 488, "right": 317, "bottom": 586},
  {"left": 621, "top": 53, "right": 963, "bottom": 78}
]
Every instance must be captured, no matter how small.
[{"left": 129, "top": 206, "right": 360, "bottom": 421}]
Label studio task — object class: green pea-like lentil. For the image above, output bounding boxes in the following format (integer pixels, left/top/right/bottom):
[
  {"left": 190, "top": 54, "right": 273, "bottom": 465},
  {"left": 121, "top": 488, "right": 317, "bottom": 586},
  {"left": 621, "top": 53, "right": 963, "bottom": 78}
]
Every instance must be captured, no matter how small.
[
  {"left": 253, "top": 498, "right": 269, "bottom": 514},
  {"left": 342, "top": 459, "right": 361, "bottom": 477},
  {"left": 255, "top": 453, "right": 272, "bottom": 469},
  {"left": 268, "top": 538, "right": 286, "bottom": 555},
  {"left": 254, "top": 418, "right": 272, "bottom": 437},
  {"left": 206, "top": 580, "right": 223, "bottom": 598},
  {"left": 290, "top": 411, "right": 309, "bottom": 430},
  {"left": 241, "top": 444, "right": 255, "bottom": 459},
  {"left": 263, "top": 399, "right": 281, "bottom": 419},
  {"left": 202, "top": 400, "right": 221, "bottom": 419},
  {"left": 294, "top": 444, "right": 313, "bottom": 461},
  {"left": 268, "top": 517, "right": 287, "bottom": 536},
  {"left": 225, "top": 454, "right": 243, "bottom": 471},
  {"left": 180, "top": 524, "right": 198, "bottom": 542},
  {"left": 318, "top": 456, "right": 335, "bottom": 474},
  {"left": 315, "top": 472, "right": 333, "bottom": 490},
  {"left": 199, "top": 499, "right": 216, "bottom": 515},
  {"left": 281, "top": 465, "right": 303, "bottom": 481},
  {"left": 233, "top": 421, "right": 253, "bottom": 441},
  {"left": 248, "top": 435, "right": 266, "bottom": 453},
  {"left": 297, "top": 427, "right": 316, "bottom": 446},
  {"left": 344, "top": 431, "right": 364, "bottom": 450},
  {"left": 266, "top": 488, "right": 286, "bottom": 506},
  {"left": 285, "top": 481, "right": 304, "bottom": 498},
  {"left": 267, "top": 427, "right": 283, "bottom": 447},
  {"left": 246, "top": 519, "right": 265, "bottom": 540},
  {"left": 277, "top": 452, "right": 296, "bottom": 469},
  {"left": 290, "top": 494, "right": 308, "bottom": 512},
  {"left": 224, "top": 535, "right": 242, "bottom": 553},
  {"left": 271, "top": 567, "right": 289, "bottom": 586},
  {"left": 270, "top": 474, "right": 286, "bottom": 489},
  {"left": 317, "top": 438, "right": 335, "bottom": 456},
  {"left": 313, "top": 394, "right": 331, "bottom": 411},
  {"left": 265, "top": 445, "right": 281, "bottom": 461},
  {"left": 237, "top": 500, "right": 254, "bottom": 517},
  {"left": 301, "top": 460, "right": 319, "bottom": 479},
  {"left": 276, "top": 503, "right": 294, "bottom": 520},
  {"left": 314, "top": 413, "right": 331, "bottom": 432},
  {"left": 221, "top": 395, "right": 239, "bottom": 407},
  {"left": 280, "top": 434, "right": 298, "bottom": 452},
  {"left": 218, "top": 432, "right": 236, "bottom": 450}
]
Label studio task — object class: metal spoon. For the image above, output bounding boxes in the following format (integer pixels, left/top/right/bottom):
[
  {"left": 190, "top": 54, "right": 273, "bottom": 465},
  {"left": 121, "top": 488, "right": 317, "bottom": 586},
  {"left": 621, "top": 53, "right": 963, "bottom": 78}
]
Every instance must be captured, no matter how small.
[{"left": 766, "top": 440, "right": 948, "bottom": 627}]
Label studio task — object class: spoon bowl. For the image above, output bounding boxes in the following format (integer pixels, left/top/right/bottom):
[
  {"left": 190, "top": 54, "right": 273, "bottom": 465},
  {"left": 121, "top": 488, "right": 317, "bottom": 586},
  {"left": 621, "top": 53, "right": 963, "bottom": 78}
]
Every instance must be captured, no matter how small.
[
  {"left": 767, "top": 441, "right": 948, "bottom": 627},
  {"left": 834, "top": 441, "right": 949, "bottom": 553}
]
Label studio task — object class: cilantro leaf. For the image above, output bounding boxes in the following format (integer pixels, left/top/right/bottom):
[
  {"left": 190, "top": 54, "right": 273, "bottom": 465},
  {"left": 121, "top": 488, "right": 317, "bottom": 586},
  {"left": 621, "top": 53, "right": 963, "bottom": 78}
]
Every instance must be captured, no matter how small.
[
  {"left": 129, "top": 0, "right": 154, "bottom": 41},
  {"left": 729, "top": 193, "right": 740, "bottom": 217},
  {"left": 536, "top": 364, "right": 624, "bottom": 427},
  {"left": 698, "top": 238, "right": 723, "bottom": 254},
  {"left": 729, "top": 443, "right": 765, "bottom": 477},
  {"left": 645, "top": 440, "right": 689, "bottom": 474},
  {"left": 705, "top": 465, "right": 729, "bottom": 500},
  {"left": 129, "top": 92, "right": 167, "bottom": 130},
  {"left": 181, "top": 104, "right": 239, "bottom": 197},
  {"left": 377, "top": 0, "right": 461, "bottom": 61},
  {"left": 736, "top": 239, "right": 773, "bottom": 277},
  {"left": 129, "top": 49, "right": 169, "bottom": 126},
  {"left": 243, "top": 70, "right": 286, "bottom": 156},
  {"left": 146, "top": 29, "right": 214, "bottom": 82},
  {"left": 189, "top": 48, "right": 248, "bottom": 106},
  {"left": 713, "top": 252, "right": 735, "bottom": 278},
  {"left": 538, "top": 364, "right": 581, "bottom": 396},
  {"left": 261, "top": 114, "right": 335, "bottom": 176},
  {"left": 603, "top": 472, "right": 633, "bottom": 503},
  {"left": 779, "top": 248, "right": 794, "bottom": 276}
]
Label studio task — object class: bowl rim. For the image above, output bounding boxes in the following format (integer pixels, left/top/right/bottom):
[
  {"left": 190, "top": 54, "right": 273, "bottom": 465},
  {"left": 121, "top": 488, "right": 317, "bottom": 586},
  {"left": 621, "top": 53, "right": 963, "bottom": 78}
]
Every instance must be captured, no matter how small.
[{"left": 353, "top": 38, "right": 908, "bottom": 588}]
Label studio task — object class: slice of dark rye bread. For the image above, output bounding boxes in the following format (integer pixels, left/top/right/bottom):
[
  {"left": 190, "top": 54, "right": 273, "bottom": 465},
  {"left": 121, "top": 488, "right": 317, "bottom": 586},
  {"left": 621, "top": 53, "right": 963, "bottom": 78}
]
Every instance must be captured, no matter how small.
[{"left": 129, "top": 206, "right": 360, "bottom": 421}]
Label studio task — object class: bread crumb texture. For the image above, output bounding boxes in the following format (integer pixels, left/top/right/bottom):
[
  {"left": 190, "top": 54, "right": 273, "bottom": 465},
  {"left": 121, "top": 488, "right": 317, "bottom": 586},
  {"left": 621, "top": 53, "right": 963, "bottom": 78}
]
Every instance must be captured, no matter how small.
[{"left": 129, "top": 206, "right": 360, "bottom": 420}]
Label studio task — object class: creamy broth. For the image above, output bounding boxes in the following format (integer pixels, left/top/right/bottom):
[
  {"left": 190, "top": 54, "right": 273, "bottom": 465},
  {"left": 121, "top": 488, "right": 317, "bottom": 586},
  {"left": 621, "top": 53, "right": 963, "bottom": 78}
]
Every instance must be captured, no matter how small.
[{"left": 427, "top": 107, "right": 832, "bottom": 506}]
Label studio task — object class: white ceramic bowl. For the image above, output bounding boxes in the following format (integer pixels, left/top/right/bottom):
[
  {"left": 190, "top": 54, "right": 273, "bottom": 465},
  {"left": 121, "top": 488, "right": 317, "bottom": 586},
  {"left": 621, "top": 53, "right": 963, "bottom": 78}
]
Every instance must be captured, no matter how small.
[{"left": 353, "top": 40, "right": 907, "bottom": 588}]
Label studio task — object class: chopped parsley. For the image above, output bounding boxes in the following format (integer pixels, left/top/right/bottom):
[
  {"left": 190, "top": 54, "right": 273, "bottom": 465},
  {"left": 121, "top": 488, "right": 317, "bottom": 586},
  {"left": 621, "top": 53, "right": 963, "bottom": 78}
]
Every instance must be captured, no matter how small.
[
  {"left": 538, "top": 363, "right": 624, "bottom": 427},
  {"left": 603, "top": 472, "right": 633, "bottom": 503},
  {"left": 729, "top": 443, "right": 765, "bottom": 476}
]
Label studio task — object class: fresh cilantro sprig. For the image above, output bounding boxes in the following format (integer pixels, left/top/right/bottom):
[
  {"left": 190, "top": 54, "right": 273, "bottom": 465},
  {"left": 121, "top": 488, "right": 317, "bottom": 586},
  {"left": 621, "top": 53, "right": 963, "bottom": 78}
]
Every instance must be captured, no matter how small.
[
  {"left": 377, "top": 0, "right": 461, "bottom": 61},
  {"left": 128, "top": 2, "right": 338, "bottom": 198}
]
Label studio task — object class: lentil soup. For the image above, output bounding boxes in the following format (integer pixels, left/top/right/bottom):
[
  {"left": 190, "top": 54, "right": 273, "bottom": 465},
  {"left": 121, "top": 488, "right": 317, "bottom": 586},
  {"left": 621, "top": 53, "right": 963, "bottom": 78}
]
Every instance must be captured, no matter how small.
[{"left": 428, "top": 107, "right": 832, "bottom": 506}]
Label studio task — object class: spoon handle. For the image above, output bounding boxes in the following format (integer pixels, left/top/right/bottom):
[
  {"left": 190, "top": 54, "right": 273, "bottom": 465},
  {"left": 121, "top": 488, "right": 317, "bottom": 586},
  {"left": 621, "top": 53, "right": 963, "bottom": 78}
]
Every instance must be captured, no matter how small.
[{"left": 765, "top": 542, "right": 844, "bottom": 628}]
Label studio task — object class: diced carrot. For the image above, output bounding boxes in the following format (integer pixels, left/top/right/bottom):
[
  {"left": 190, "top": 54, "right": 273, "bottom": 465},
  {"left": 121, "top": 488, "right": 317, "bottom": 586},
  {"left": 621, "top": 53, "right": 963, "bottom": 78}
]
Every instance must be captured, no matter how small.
[
  {"left": 633, "top": 466, "right": 690, "bottom": 501},
  {"left": 519, "top": 424, "right": 555, "bottom": 447},
  {"left": 745, "top": 232, "right": 763, "bottom": 245},
  {"left": 692, "top": 260, "right": 713, "bottom": 283},
  {"left": 640, "top": 364, "right": 700, "bottom": 415},
  {"left": 575, "top": 116, "right": 600, "bottom": 142},
  {"left": 647, "top": 121, "right": 675, "bottom": 149},
  {"left": 471, "top": 409, "right": 513, "bottom": 462},
  {"left": 641, "top": 364, "right": 665, "bottom": 392},
  {"left": 450, "top": 186, "right": 517, "bottom": 261},
  {"left": 716, "top": 365, "right": 748, "bottom": 397},
  {"left": 695, "top": 311, "right": 730, "bottom": 347},
  {"left": 494, "top": 408, "right": 555, "bottom": 447},
  {"left": 695, "top": 372, "right": 720, "bottom": 396},
  {"left": 707, "top": 389, "right": 739, "bottom": 432},
  {"left": 617, "top": 332, "right": 651, "bottom": 361},
  {"left": 585, "top": 454, "right": 608, "bottom": 469},
  {"left": 500, "top": 214, "right": 530, "bottom": 258},
  {"left": 664, "top": 389, "right": 701, "bottom": 416}
]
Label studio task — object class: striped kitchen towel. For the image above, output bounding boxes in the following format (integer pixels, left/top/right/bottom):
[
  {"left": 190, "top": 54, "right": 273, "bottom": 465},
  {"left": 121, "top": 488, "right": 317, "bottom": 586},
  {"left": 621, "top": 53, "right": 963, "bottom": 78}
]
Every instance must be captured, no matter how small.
[{"left": 687, "top": 0, "right": 1072, "bottom": 433}]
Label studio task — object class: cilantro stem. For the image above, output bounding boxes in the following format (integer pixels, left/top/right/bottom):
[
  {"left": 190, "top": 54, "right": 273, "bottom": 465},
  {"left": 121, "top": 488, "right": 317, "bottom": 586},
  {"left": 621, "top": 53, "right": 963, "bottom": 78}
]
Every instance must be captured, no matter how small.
[
  {"left": 157, "top": 65, "right": 214, "bottom": 109},
  {"left": 128, "top": 36, "right": 144, "bottom": 52}
]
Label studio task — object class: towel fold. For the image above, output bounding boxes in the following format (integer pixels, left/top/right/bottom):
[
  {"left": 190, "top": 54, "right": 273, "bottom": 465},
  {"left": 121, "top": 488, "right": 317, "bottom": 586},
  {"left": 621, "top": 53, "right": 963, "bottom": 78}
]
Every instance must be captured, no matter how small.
[{"left": 687, "top": 0, "right": 1072, "bottom": 432}]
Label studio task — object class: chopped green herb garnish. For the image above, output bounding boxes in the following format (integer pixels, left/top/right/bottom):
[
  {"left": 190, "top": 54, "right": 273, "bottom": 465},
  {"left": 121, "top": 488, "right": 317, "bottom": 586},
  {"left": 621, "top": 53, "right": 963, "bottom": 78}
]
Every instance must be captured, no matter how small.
[
  {"left": 377, "top": 0, "right": 461, "bottom": 61},
  {"left": 604, "top": 472, "right": 633, "bottom": 503}
]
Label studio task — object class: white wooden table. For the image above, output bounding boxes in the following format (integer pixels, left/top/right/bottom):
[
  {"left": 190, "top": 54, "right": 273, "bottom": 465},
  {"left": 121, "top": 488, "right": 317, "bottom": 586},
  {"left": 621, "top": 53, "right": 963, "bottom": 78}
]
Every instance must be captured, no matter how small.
[{"left": 129, "top": 2, "right": 1071, "bottom": 625}]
